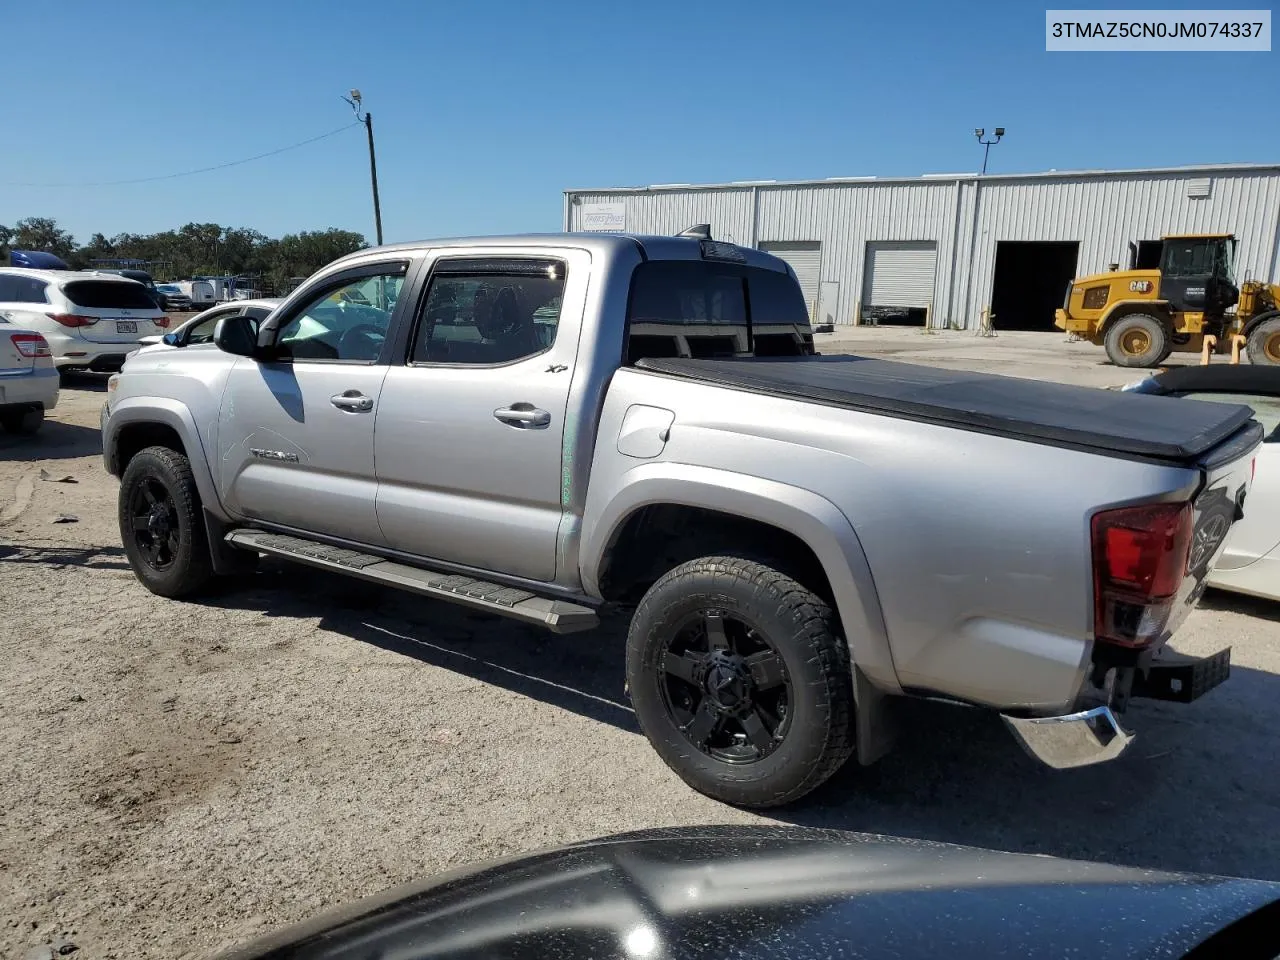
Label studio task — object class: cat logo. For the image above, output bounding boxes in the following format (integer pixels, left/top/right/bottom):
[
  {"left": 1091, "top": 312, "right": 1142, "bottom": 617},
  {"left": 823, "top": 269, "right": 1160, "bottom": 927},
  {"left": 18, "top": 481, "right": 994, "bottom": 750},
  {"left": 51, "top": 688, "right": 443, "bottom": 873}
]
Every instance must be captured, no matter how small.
[{"left": 1129, "top": 280, "right": 1154, "bottom": 293}]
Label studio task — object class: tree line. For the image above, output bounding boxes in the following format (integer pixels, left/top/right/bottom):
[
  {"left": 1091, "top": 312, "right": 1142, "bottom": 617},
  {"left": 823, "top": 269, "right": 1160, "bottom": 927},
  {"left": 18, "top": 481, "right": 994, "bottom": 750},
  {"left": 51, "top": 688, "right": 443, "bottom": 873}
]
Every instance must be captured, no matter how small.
[{"left": 0, "top": 217, "right": 368, "bottom": 294}]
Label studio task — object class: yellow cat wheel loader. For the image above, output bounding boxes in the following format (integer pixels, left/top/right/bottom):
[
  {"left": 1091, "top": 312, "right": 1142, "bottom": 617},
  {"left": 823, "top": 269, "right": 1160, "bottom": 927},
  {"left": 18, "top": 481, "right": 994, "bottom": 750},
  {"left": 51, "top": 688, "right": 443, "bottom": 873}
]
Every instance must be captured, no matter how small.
[{"left": 1055, "top": 234, "right": 1280, "bottom": 367}]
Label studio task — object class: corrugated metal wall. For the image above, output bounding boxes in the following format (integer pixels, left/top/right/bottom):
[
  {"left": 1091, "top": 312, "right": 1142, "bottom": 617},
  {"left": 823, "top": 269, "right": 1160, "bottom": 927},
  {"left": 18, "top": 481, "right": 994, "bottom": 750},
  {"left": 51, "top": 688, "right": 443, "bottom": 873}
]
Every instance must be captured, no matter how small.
[{"left": 567, "top": 168, "right": 1280, "bottom": 330}]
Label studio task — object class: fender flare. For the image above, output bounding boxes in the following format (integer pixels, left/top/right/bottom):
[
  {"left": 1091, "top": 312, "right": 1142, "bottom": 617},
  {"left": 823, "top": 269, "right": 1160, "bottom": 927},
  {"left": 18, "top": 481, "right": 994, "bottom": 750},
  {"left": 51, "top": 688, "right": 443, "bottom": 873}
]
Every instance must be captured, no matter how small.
[
  {"left": 104, "top": 396, "right": 228, "bottom": 520},
  {"left": 1099, "top": 299, "right": 1170, "bottom": 333},
  {"left": 580, "top": 461, "right": 901, "bottom": 696}
]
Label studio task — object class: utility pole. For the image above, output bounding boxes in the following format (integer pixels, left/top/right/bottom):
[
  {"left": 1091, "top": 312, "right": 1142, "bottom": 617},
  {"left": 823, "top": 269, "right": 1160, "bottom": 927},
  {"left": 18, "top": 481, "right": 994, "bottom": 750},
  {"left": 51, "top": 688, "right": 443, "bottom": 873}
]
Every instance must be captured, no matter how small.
[
  {"left": 343, "top": 89, "right": 384, "bottom": 245},
  {"left": 974, "top": 127, "right": 1005, "bottom": 175}
]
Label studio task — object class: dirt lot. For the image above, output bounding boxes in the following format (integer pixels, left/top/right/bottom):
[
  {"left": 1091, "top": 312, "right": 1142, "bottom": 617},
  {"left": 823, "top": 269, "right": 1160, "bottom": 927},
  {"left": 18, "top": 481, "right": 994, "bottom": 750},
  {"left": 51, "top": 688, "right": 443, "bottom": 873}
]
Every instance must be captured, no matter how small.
[{"left": 3, "top": 330, "right": 1280, "bottom": 958}]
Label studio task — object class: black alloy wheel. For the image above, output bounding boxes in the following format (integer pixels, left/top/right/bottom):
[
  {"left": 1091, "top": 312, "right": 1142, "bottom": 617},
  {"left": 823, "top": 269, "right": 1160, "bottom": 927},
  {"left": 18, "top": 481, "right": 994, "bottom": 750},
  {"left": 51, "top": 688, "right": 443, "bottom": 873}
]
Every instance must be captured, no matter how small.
[
  {"left": 128, "top": 476, "right": 181, "bottom": 571},
  {"left": 659, "top": 608, "right": 791, "bottom": 763}
]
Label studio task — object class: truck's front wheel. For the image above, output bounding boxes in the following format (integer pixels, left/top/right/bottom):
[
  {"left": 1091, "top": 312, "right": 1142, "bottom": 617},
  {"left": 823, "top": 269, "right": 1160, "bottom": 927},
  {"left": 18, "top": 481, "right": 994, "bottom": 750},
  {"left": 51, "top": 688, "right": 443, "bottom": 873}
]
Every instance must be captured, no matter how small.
[
  {"left": 626, "top": 556, "right": 855, "bottom": 808},
  {"left": 118, "top": 445, "right": 215, "bottom": 598},
  {"left": 1104, "top": 314, "right": 1169, "bottom": 367}
]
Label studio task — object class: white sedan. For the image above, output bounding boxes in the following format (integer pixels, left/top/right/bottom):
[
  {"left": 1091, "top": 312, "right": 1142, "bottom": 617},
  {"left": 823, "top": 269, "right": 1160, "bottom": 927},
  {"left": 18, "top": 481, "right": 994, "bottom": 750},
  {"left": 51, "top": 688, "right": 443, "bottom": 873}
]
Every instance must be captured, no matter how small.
[
  {"left": 0, "top": 320, "right": 58, "bottom": 434},
  {"left": 1124, "top": 366, "right": 1280, "bottom": 601}
]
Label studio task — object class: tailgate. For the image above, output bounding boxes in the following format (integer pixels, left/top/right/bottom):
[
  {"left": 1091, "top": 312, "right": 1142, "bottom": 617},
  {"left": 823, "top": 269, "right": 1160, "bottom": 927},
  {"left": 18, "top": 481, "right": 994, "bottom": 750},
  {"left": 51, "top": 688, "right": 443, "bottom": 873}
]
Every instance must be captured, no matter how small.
[{"left": 1169, "top": 421, "right": 1263, "bottom": 631}]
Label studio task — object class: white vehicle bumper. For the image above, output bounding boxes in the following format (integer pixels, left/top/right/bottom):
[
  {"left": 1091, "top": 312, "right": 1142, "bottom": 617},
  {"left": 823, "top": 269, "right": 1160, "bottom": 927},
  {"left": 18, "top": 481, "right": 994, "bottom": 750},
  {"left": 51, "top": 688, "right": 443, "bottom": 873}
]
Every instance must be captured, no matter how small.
[
  {"left": 44, "top": 331, "right": 145, "bottom": 371},
  {"left": 0, "top": 365, "right": 59, "bottom": 411}
]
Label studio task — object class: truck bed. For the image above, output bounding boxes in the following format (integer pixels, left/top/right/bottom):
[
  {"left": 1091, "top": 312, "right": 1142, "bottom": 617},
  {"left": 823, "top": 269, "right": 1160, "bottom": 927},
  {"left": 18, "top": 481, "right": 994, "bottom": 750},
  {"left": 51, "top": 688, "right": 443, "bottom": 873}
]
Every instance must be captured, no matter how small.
[{"left": 634, "top": 355, "right": 1255, "bottom": 463}]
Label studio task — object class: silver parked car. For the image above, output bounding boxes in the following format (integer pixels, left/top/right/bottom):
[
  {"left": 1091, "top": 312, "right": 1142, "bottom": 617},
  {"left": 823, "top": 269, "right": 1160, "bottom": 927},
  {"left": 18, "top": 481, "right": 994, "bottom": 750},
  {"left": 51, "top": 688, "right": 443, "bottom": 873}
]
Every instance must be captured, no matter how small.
[{"left": 102, "top": 231, "right": 1259, "bottom": 807}]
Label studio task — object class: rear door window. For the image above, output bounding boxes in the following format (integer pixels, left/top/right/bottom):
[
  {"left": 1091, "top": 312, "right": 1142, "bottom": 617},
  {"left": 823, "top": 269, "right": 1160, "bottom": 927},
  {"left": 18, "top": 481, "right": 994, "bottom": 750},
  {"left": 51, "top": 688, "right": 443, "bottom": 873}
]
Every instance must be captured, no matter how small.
[
  {"left": 62, "top": 280, "right": 158, "bottom": 310},
  {"left": 0, "top": 275, "right": 49, "bottom": 303}
]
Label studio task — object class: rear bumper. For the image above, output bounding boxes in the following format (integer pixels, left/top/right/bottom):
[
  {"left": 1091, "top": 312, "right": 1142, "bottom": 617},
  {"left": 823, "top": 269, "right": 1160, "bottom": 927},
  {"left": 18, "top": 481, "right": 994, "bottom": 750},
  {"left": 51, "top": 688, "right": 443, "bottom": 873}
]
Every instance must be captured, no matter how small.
[
  {"left": 0, "top": 365, "right": 59, "bottom": 411},
  {"left": 1002, "top": 706, "right": 1132, "bottom": 769},
  {"left": 45, "top": 332, "right": 148, "bottom": 369},
  {"left": 1003, "top": 645, "right": 1231, "bottom": 769}
]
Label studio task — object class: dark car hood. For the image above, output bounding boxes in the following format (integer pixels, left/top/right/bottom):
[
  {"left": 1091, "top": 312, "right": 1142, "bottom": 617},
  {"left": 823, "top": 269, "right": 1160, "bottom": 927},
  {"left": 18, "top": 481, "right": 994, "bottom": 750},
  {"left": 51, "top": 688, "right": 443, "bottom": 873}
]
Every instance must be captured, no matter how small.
[{"left": 215, "top": 826, "right": 1280, "bottom": 960}]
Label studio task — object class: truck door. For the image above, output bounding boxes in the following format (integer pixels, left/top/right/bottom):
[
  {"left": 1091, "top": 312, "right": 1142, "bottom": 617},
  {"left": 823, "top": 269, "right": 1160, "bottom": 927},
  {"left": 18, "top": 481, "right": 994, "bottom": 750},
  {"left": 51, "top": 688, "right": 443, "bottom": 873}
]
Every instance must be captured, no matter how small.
[
  {"left": 1159, "top": 237, "right": 1238, "bottom": 317},
  {"left": 216, "top": 261, "right": 410, "bottom": 544},
  {"left": 372, "top": 247, "right": 590, "bottom": 582}
]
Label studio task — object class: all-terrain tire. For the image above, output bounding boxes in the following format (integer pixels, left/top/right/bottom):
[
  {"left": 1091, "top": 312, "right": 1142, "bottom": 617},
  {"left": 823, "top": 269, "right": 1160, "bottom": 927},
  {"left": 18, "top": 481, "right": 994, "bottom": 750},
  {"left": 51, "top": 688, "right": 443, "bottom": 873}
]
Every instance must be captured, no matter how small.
[
  {"left": 1105, "top": 313, "right": 1169, "bottom": 368},
  {"left": 626, "top": 555, "right": 855, "bottom": 808},
  {"left": 118, "top": 445, "right": 215, "bottom": 598},
  {"left": 0, "top": 406, "right": 44, "bottom": 435}
]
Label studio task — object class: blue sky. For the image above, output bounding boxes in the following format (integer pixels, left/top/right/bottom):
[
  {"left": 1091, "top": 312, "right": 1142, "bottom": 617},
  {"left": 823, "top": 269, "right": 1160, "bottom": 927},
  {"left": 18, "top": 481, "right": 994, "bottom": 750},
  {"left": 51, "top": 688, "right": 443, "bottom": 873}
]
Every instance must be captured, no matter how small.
[{"left": 3, "top": 0, "right": 1276, "bottom": 244}]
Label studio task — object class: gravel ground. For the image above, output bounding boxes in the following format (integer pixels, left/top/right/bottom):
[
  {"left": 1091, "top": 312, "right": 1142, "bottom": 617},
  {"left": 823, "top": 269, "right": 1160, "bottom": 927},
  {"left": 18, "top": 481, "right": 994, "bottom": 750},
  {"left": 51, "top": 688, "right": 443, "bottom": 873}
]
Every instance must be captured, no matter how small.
[{"left": 3, "top": 333, "right": 1280, "bottom": 958}]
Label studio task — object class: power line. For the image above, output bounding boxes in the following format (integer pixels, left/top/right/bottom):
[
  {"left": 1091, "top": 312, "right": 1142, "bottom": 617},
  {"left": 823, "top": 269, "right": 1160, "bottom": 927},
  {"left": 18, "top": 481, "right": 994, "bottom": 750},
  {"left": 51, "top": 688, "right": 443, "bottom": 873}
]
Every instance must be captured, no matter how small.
[{"left": 3, "top": 122, "right": 362, "bottom": 188}]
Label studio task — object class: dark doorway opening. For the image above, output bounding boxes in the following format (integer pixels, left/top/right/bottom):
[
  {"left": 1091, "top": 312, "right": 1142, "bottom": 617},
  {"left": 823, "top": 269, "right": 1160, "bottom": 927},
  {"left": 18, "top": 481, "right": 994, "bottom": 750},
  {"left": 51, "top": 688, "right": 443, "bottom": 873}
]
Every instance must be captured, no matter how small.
[
  {"left": 989, "top": 241, "right": 1080, "bottom": 332},
  {"left": 1132, "top": 239, "right": 1163, "bottom": 270},
  {"left": 861, "top": 305, "right": 928, "bottom": 327}
]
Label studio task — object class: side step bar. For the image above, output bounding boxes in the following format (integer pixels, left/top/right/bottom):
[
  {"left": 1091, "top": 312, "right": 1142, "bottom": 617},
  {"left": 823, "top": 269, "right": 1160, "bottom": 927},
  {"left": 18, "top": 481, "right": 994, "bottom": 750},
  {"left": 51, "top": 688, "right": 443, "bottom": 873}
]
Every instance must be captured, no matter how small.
[{"left": 225, "top": 530, "right": 600, "bottom": 634}]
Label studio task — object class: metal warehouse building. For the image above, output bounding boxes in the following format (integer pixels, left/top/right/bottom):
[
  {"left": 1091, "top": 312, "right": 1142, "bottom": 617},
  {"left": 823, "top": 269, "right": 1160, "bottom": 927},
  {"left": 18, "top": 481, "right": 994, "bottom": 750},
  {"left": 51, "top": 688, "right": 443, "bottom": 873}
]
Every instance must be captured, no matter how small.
[{"left": 564, "top": 163, "right": 1280, "bottom": 332}]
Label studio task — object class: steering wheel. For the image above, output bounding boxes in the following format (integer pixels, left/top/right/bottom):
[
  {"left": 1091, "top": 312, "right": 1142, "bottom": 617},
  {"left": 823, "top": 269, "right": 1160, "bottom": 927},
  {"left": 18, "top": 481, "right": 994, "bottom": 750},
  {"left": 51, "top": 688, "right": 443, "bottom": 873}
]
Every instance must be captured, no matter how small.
[{"left": 338, "top": 323, "right": 386, "bottom": 359}]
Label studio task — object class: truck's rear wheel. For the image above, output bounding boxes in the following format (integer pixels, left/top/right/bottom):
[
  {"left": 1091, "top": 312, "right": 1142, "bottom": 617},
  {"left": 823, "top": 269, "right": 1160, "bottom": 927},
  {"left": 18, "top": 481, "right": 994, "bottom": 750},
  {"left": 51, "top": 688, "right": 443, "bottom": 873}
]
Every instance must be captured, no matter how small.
[
  {"left": 1105, "top": 314, "right": 1169, "bottom": 368},
  {"left": 1246, "top": 314, "right": 1280, "bottom": 366},
  {"left": 626, "top": 555, "right": 855, "bottom": 808},
  {"left": 118, "top": 446, "right": 215, "bottom": 598}
]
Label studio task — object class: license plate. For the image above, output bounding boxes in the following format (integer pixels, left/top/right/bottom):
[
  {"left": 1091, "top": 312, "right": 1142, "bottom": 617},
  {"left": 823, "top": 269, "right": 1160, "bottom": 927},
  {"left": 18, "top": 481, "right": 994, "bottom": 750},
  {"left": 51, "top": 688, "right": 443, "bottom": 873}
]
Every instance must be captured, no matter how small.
[{"left": 116, "top": 321, "right": 137, "bottom": 334}]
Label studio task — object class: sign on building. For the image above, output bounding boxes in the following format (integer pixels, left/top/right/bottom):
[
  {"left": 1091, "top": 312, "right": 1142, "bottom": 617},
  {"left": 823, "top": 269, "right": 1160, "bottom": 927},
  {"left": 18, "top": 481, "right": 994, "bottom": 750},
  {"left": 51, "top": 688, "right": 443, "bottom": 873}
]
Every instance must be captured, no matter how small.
[{"left": 579, "top": 201, "right": 627, "bottom": 232}]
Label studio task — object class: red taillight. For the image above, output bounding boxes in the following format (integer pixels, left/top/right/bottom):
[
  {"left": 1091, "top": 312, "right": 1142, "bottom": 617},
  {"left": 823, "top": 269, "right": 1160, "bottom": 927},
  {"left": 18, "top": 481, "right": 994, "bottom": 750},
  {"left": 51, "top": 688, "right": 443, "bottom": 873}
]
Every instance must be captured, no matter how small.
[
  {"left": 154, "top": 315, "right": 170, "bottom": 329},
  {"left": 48, "top": 313, "right": 98, "bottom": 328},
  {"left": 10, "top": 333, "right": 51, "bottom": 358},
  {"left": 1092, "top": 502, "right": 1193, "bottom": 648}
]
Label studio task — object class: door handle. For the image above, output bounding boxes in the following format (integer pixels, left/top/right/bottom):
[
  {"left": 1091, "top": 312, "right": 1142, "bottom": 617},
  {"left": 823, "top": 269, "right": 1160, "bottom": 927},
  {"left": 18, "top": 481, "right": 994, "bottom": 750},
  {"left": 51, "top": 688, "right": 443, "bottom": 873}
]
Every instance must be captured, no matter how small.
[
  {"left": 330, "top": 391, "right": 374, "bottom": 412},
  {"left": 494, "top": 403, "right": 551, "bottom": 429}
]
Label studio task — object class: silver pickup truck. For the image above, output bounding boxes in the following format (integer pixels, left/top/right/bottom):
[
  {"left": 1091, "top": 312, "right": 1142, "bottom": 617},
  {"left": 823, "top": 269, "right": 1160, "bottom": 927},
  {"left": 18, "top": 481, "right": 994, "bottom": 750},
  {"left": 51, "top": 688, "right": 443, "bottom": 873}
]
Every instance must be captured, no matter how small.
[{"left": 102, "top": 230, "right": 1260, "bottom": 808}]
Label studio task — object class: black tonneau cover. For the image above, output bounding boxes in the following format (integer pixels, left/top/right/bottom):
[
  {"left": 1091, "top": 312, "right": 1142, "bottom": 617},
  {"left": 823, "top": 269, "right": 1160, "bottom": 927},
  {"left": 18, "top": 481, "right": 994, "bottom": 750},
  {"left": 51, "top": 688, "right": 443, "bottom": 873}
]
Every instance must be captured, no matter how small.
[{"left": 635, "top": 356, "right": 1255, "bottom": 463}]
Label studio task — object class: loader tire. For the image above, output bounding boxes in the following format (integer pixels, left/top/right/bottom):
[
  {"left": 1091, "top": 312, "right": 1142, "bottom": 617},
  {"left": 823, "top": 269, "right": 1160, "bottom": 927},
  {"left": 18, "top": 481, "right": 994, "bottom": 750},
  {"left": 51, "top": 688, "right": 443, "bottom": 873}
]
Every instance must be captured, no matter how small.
[
  {"left": 1246, "top": 314, "right": 1280, "bottom": 366},
  {"left": 1105, "top": 314, "right": 1169, "bottom": 368}
]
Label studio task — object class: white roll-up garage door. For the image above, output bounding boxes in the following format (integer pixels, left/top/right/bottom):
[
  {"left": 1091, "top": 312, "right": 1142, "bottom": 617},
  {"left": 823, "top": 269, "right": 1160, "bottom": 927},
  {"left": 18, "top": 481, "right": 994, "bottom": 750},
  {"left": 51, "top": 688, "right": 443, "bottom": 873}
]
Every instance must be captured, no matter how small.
[
  {"left": 760, "top": 241, "right": 821, "bottom": 319},
  {"left": 862, "top": 241, "right": 937, "bottom": 308}
]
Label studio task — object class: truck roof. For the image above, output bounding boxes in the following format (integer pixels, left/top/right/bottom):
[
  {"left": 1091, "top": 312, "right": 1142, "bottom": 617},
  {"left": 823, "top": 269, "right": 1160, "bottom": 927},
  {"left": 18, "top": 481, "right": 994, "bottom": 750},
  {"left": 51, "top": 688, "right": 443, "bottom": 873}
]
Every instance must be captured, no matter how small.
[{"left": 331, "top": 232, "right": 791, "bottom": 274}]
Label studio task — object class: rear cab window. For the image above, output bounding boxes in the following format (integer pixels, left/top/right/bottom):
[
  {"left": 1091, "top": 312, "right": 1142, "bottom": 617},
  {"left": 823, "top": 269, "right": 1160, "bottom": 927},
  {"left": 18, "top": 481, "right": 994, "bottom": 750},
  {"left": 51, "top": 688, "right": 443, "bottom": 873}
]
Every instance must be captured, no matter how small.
[
  {"left": 625, "top": 259, "right": 814, "bottom": 364},
  {"left": 62, "top": 280, "right": 159, "bottom": 311}
]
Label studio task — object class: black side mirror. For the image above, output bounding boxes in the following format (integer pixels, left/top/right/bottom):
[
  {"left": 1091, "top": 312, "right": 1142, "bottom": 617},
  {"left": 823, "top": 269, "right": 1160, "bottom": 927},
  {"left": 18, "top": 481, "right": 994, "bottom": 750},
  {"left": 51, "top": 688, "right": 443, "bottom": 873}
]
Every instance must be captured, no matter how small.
[{"left": 213, "top": 313, "right": 259, "bottom": 358}]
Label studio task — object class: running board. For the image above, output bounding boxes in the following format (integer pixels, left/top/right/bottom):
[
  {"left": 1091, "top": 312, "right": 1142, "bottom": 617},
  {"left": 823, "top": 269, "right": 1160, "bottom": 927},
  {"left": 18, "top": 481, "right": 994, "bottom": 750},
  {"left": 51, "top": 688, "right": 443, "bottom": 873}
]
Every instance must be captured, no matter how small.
[{"left": 224, "top": 530, "right": 599, "bottom": 634}]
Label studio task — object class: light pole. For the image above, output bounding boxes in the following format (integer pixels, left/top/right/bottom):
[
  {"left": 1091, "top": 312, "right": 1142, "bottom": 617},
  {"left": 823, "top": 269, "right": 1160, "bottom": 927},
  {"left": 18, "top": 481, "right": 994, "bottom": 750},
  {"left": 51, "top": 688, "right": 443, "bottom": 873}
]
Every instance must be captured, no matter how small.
[
  {"left": 343, "top": 89, "right": 383, "bottom": 245},
  {"left": 974, "top": 126, "right": 1005, "bottom": 175}
]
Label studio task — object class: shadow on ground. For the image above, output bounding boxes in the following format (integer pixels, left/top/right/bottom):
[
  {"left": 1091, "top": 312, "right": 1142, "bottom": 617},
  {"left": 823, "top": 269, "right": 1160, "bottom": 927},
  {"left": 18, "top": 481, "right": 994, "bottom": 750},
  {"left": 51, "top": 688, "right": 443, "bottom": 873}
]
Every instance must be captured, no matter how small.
[
  {"left": 1201, "top": 586, "right": 1280, "bottom": 623},
  {"left": 0, "top": 421, "right": 102, "bottom": 462},
  {"left": 203, "top": 560, "right": 1280, "bottom": 882},
  {"left": 0, "top": 543, "right": 129, "bottom": 570},
  {"left": 59, "top": 373, "right": 111, "bottom": 393},
  {"left": 207, "top": 561, "right": 637, "bottom": 732}
]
